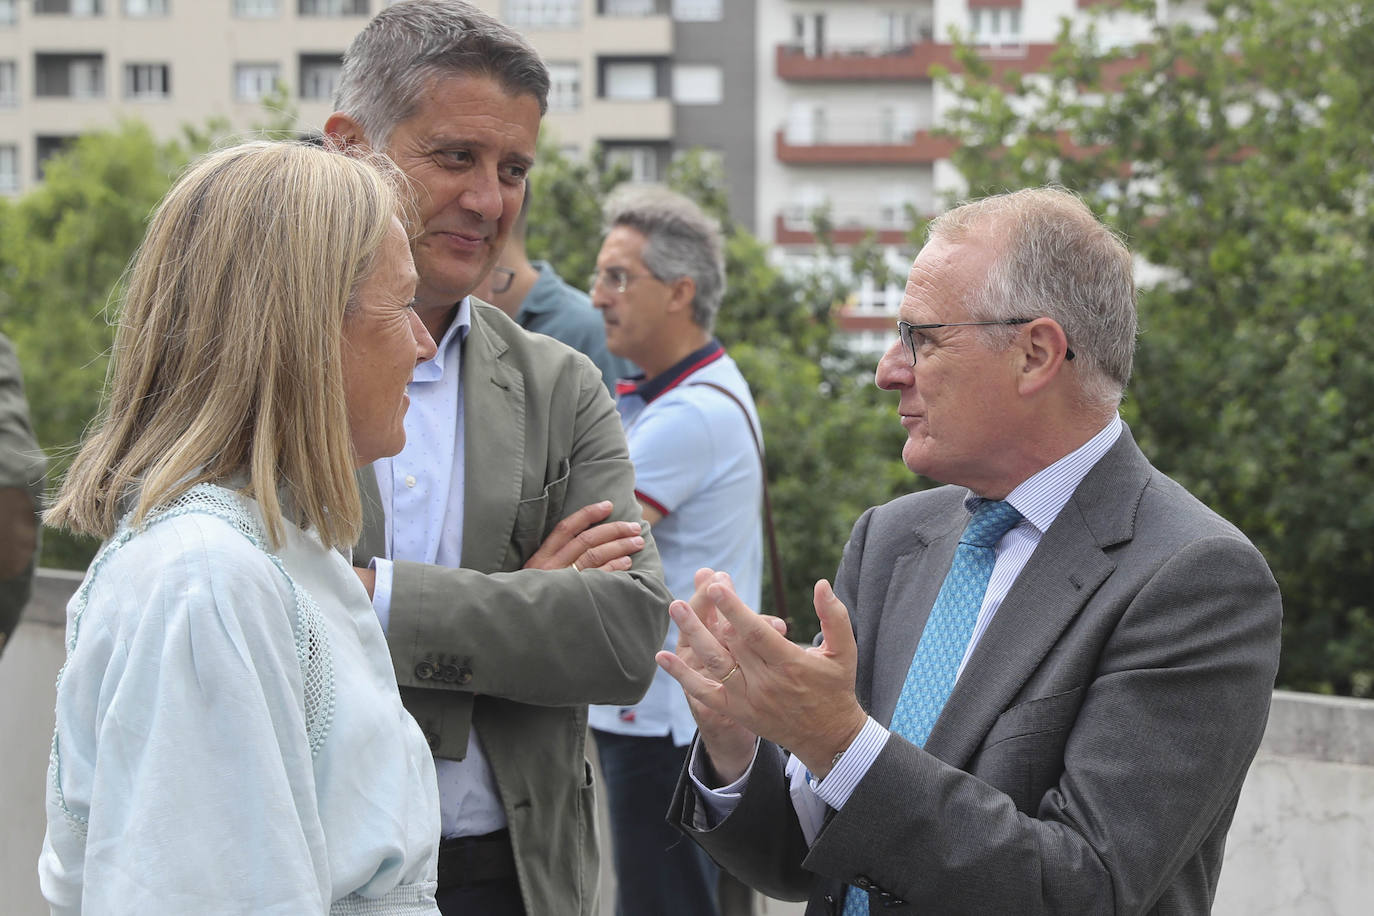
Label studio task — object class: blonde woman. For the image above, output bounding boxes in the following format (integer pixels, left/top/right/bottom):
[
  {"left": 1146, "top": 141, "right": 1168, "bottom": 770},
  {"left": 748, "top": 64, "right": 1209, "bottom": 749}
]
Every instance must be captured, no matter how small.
[{"left": 40, "top": 141, "right": 441, "bottom": 914}]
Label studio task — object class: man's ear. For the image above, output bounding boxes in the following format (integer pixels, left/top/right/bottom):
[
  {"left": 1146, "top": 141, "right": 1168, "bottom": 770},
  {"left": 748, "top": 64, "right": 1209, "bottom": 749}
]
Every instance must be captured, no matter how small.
[
  {"left": 324, "top": 112, "right": 369, "bottom": 149},
  {"left": 666, "top": 275, "right": 697, "bottom": 316},
  {"left": 1016, "top": 318, "right": 1071, "bottom": 397}
]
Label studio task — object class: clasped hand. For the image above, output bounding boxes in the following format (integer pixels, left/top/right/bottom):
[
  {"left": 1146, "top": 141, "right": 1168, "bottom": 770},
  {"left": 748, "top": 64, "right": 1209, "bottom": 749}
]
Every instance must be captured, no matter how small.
[{"left": 656, "top": 569, "right": 868, "bottom": 787}]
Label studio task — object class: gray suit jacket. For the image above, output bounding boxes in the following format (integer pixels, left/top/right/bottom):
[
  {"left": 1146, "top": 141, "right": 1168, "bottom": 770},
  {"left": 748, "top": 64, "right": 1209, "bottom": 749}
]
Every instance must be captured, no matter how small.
[
  {"left": 671, "top": 426, "right": 1282, "bottom": 915},
  {"left": 355, "top": 302, "right": 672, "bottom": 916}
]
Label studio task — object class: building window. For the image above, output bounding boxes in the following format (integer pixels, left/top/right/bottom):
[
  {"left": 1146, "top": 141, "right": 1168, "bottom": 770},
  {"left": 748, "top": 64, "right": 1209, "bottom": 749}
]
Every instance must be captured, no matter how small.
[
  {"left": 299, "top": 54, "right": 343, "bottom": 101},
  {"left": 0, "top": 145, "right": 17, "bottom": 193},
  {"left": 35, "top": 0, "right": 103, "bottom": 14},
  {"left": 234, "top": 0, "right": 279, "bottom": 15},
  {"left": 123, "top": 0, "right": 167, "bottom": 14},
  {"left": 35, "top": 135, "right": 76, "bottom": 179},
  {"left": 672, "top": 0, "right": 719, "bottom": 21},
  {"left": 125, "top": 63, "right": 169, "bottom": 100},
  {"left": 605, "top": 145, "right": 661, "bottom": 182},
  {"left": 0, "top": 60, "right": 16, "bottom": 106},
  {"left": 36, "top": 54, "right": 105, "bottom": 98},
  {"left": 546, "top": 61, "right": 580, "bottom": 112},
  {"left": 970, "top": 6, "right": 1023, "bottom": 46},
  {"left": 504, "top": 0, "right": 578, "bottom": 28},
  {"left": 602, "top": 60, "right": 658, "bottom": 100},
  {"left": 671, "top": 63, "right": 721, "bottom": 105},
  {"left": 235, "top": 62, "right": 279, "bottom": 101},
  {"left": 298, "top": 0, "right": 366, "bottom": 16},
  {"left": 602, "top": 0, "right": 655, "bottom": 16},
  {"left": 0, "top": 1, "right": 16, "bottom": 25}
]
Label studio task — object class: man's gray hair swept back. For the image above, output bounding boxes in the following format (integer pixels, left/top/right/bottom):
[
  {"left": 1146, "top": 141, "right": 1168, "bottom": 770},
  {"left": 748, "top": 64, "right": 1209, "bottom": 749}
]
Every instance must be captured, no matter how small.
[
  {"left": 929, "top": 187, "right": 1137, "bottom": 411},
  {"left": 334, "top": 0, "right": 549, "bottom": 148},
  {"left": 603, "top": 184, "right": 726, "bottom": 332}
]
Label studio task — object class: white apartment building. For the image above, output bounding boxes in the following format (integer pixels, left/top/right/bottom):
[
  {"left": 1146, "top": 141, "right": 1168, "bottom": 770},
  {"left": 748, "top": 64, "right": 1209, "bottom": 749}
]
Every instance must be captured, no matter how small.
[
  {"left": 753, "top": 0, "right": 1204, "bottom": 351},
  {"left": 0, "top": 0, "right": 753, "bottom": 223}
]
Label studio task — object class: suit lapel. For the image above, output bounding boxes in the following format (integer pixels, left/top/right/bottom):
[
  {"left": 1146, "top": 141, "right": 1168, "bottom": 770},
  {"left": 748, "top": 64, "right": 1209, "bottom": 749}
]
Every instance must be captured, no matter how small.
[
  {"left": 923, "top": 428, "right": 1153, "bottom": 768},
  {"left": 868, "top": 505, "right": 964, "bottom": 726},
  {"left": 459, "top": 306, "right": 527, "bottom": 574},
  {"left": 355, "top": 466, "right": 386, "bottom": 564}
]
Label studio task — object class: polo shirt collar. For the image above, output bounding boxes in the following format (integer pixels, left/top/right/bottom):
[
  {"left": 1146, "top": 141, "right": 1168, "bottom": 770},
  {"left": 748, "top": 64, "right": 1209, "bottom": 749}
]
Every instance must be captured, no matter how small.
[{"left": 614, "top": 339, "right": 724, "bottom": 403}]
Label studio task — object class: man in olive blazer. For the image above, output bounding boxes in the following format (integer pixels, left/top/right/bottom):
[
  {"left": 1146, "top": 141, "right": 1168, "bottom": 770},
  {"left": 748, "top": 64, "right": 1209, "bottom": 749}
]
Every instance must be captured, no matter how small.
[
  {"left": 355, "top": 299, "right": 671, "bottom": 915},
  {"left": 332, "top": 5, "right": 671, "bottom": 914},
  {"left": 660, "top": 189, "right": 1282, "bottom": 915}
]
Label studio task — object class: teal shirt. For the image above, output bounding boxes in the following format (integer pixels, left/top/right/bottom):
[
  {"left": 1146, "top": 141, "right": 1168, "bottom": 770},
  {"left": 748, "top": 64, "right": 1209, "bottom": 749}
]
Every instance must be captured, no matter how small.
[{"left": 517, "top": 262, "right": 637, "bottom": 391}]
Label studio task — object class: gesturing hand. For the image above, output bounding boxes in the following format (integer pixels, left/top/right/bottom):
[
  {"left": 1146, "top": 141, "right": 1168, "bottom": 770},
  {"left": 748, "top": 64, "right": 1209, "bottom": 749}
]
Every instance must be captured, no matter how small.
[{"left": 658, "top": 572, "right": 867, "bottom": 782}]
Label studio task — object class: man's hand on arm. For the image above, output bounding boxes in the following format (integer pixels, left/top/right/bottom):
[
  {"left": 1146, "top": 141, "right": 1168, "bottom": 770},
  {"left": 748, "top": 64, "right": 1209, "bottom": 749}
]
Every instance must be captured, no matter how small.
[
  {"left": 659, "top": 571, "right": 867, "bottom": 785},
  {"left": 523, "top": 500, "right": 646, "bottom": 573}
]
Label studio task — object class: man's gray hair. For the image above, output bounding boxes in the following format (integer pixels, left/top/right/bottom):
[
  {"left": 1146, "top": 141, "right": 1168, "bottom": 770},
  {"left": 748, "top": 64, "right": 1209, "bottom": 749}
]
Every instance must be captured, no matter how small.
[
  {"left": 334, "top": 0, "right": 549, "bottom": 149},
  {"left": 603, "top": 184, "right": 726, "bottom": 331},
  {"left": 928, "top": 187, "right": 1137, "bottom": 410}
]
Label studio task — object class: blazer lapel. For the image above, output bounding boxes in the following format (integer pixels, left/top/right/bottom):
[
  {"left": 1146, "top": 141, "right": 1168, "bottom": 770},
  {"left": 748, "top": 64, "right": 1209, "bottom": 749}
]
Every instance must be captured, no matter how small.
[
  {"left": 924, "top": 427, "right": 1152, "bottom": 768},
  {"left": 459, "top": 306, "right": 527, "bottom": 575},
  {"left": 868, "top": 502, "right": 966, "bottom": 726}
]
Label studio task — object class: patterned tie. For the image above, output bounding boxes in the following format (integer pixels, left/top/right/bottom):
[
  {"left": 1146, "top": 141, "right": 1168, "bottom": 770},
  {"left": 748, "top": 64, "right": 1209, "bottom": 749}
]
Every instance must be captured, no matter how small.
[{"left": 842, "top": 499, "right": 1022, "bottom": 916}]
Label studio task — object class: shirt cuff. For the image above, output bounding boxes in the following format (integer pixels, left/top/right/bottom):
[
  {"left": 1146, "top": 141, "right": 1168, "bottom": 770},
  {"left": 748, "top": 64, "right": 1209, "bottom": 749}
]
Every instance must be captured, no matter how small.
[
  {"left": 688, "top": 736, "right": 760, "bottom": 829},
  {"left": 370, "top": 557, "right": 394, "bottom": 634},
  {"left": 809, "top": 716, "right": 890, "bottom": 810}
]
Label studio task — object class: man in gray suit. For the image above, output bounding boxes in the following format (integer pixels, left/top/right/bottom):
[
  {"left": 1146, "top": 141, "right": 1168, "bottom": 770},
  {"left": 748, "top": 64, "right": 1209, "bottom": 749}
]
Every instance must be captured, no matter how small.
[
  {"left": 660, "top": 188, "right": 1282, "bottom": 914},
  {"left": 325, "top": 2, "right": 671, "bottom": 914}
]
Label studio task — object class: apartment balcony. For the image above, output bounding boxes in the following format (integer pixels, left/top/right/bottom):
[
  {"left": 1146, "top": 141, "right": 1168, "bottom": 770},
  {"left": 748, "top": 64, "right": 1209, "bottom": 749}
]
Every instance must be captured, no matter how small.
[
  {"left": 773, "top": 213, "right": 915, "bottom": 247},
  {"left": 775, "top": 127, "right": 955, "bottom": 166},
  {"left": 775, "top": 41, "right": 1057, "bottom": 82}
]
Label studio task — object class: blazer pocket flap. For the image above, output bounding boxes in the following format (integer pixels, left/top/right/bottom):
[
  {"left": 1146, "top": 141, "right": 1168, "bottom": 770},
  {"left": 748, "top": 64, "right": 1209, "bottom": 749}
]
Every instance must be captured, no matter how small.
[
  {"left": 513, "top": 458, "right": 572, "bottom": 545},
  {"left": 984, "top": 686, "right": 1086, "bottom": 747}
]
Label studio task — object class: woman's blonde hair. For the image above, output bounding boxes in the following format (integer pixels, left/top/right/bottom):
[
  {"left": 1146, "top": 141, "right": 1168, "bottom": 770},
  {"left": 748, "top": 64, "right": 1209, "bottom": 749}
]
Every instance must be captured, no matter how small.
[{"left": 48, "top": 139, "right": 407, "bottom": 549}]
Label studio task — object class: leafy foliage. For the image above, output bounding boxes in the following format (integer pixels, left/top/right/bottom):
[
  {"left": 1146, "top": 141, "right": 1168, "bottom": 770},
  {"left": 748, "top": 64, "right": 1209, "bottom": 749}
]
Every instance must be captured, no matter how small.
[{"left": 941, "top": 0, "right": 1374, "bottom": 694}]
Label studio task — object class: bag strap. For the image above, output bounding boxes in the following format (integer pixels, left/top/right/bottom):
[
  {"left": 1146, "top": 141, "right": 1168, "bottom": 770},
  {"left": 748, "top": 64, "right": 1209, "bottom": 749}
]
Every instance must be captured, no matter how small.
[{"left": 687, "top": 381, "right": 789, "bottom": 626}]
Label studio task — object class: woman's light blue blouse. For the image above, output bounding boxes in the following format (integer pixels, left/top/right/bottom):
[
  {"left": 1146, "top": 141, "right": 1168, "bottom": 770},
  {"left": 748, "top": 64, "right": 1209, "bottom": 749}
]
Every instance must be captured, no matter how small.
[{"left": 39, "top": 491, "right": 440, "bottom": 914}]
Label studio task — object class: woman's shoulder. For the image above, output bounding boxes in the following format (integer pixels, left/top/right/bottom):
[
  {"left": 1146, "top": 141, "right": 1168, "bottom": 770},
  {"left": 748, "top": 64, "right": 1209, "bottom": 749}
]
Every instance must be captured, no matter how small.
[{"left": 81, "top": 504, "right": 295, "bottom": 639}]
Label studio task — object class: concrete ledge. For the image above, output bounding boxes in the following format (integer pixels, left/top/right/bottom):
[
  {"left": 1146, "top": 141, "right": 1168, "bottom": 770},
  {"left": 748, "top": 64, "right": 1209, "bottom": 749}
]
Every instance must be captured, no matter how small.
[
  {"left": 1262, "top": 689, "right": 1374, "bottom": 765},
  {"left": 23, "top": 567, "right": 84, "bottom": 628}
]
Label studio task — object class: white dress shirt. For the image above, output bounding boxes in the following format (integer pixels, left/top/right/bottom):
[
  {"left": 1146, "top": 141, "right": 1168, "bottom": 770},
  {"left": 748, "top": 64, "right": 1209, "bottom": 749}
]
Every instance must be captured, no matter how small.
[{"left": 695, "top": 416, "right": 1125, "bottom": 841}]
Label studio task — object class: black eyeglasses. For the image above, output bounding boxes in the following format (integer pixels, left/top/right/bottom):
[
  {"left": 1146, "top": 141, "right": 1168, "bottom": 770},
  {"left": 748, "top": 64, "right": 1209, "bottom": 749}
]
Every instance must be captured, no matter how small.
[
  {"left": 896, "top": 318, "right": 1074, "bottom": 365},
  {"left": 587, "top": 266, "right": 645, "bottom": 294},
  {"left": 488, "top": 266, "right": 516, "bottom": 295}
]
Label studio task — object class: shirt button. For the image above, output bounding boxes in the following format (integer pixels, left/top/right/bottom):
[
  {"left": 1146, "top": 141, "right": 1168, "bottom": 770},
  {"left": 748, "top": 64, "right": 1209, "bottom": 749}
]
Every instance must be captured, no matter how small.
[{"left": 405, "top": 475, "right": 417, "bottom": 488}]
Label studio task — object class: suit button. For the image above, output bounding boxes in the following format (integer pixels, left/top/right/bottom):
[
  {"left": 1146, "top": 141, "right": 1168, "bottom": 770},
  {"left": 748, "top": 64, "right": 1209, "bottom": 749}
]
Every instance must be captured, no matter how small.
[
  {"left": 425, "top": 731, "right": 440, "bottom": 751},
  {"left": 456, "top": 666, "right": 473, "bottom": 685},
  {"left": 437, "top": 664, "right": 458, "bottom": 682},
  {"left": 853, "top": 875, "right": 874, "bottom": 890},
  {"left": 415, "top": 662, "right": 434, "bottom": 680}
]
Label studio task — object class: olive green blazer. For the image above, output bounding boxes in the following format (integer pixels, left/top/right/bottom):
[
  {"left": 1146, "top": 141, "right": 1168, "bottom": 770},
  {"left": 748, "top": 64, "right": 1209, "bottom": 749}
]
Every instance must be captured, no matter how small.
[{"left": 356, "top": 302, "right": 671, "bottom": 916}]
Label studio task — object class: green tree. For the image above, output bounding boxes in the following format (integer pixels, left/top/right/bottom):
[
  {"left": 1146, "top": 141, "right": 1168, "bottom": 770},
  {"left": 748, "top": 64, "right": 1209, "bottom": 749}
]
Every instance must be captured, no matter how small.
[
  {"left": 0, "top": 122, "right": 196, "bottom": 567},
  {"left": 940, "top": 0, "right": 1374, "bottom": 694}
]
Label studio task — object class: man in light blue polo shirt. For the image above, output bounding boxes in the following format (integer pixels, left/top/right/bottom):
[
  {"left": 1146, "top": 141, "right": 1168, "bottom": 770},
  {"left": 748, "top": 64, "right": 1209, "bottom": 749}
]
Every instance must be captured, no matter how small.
[{"left": 588, "top": 185, "right": 763, "bottom": 916}]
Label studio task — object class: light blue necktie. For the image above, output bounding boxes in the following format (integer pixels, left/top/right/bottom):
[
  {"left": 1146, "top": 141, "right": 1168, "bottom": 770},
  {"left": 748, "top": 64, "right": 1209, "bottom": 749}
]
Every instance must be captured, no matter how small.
[{"left": 842, "top": 499, "right": 1023, "bottom": 916}]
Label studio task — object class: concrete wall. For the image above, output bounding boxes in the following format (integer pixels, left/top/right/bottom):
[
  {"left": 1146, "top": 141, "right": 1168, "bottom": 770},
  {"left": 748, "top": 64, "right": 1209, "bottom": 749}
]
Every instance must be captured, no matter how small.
[{"left": 3, "top": 571, "right": 1371, "bottom": 914}]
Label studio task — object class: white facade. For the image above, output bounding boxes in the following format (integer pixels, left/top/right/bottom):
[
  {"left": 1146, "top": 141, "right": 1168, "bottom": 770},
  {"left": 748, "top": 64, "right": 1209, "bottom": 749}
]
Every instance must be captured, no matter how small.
[
  {"left": 0, "top": 0, "right": 690, "bottom": 195},
  {"left": 755, "top": 0, "right": 1208, "bottom": 348}
]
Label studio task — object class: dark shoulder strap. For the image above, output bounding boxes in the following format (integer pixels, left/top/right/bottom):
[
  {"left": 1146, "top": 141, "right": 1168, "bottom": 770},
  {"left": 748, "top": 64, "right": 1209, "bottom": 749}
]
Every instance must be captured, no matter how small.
[{"left": 687, "top": 382, "right": 789, "bottom": 625}]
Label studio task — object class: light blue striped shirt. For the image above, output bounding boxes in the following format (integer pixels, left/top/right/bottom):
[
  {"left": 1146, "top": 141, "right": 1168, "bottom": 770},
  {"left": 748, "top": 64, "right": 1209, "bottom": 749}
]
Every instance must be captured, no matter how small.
[{"left": 695, "top": 416, "right": 1124, "bottom": 837}]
